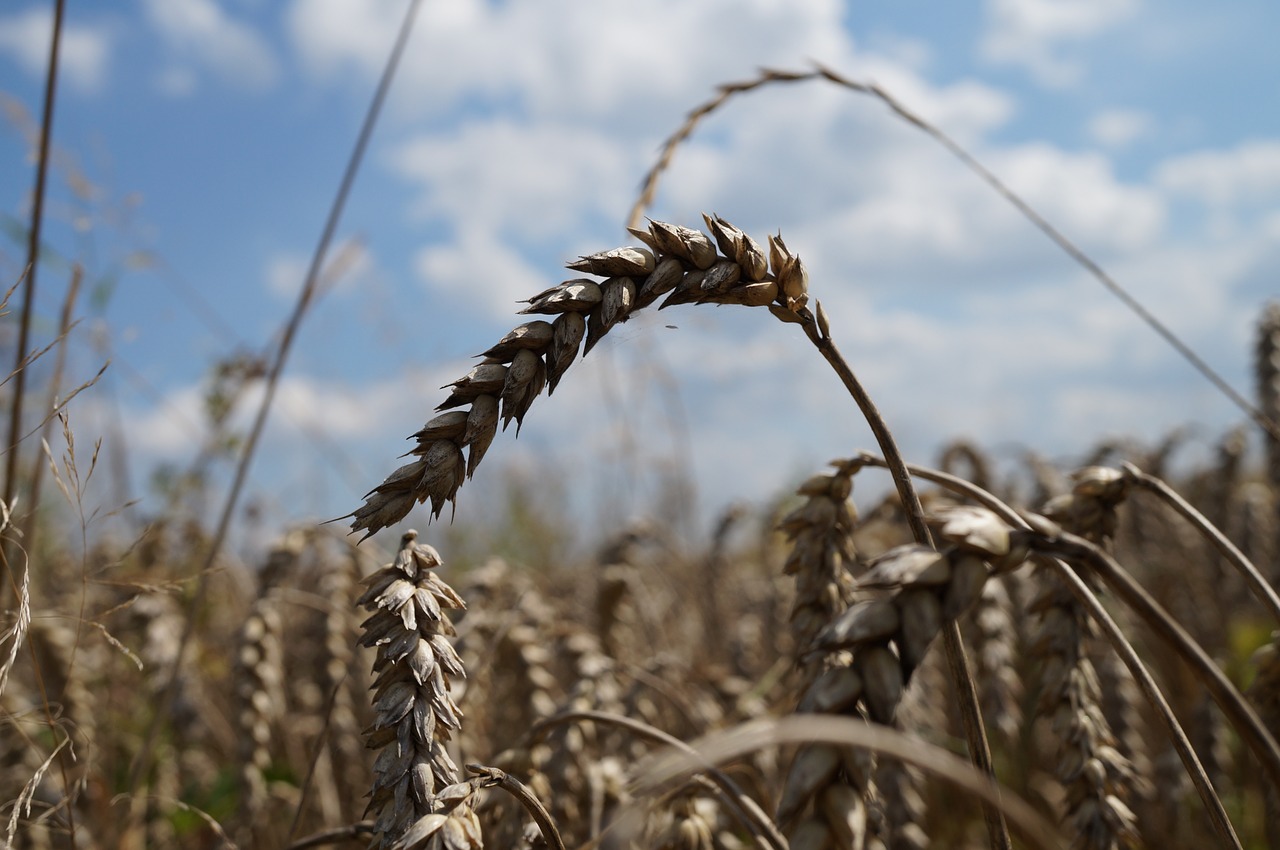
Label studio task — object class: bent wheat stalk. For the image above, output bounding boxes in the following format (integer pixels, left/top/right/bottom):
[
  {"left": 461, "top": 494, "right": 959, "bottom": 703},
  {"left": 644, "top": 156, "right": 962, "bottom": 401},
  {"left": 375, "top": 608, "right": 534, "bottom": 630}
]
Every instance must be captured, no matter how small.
[
  {"left": 1118, "top": 461, "right": 1280, "bottom": 624},
  {"left": 345, "top": 212, "right": 1007, "bottom": 846},
  {"left": 530, "top": 709, "right": 785, "bottom": 850},
  {"left": 853, "top": 452, "right": 1244, "bottom": 849},
  {"left": 633, "top": 715, "right": 1066, "bottom": 850}
]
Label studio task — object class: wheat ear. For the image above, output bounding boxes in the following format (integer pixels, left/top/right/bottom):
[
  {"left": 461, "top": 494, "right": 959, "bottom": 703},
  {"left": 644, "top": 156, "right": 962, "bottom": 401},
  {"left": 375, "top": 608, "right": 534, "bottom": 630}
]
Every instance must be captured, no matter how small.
[
  {"left": 775, "top": 460, "right": 873, "bottom": 848},
  {"left": 345, "top": 214, "right": 806, "bottom": 538},
  {"left": 852, "top": 452, "right": 1244, "bottom": 848},
  {"left": 357, "top": 531, "right": 483, "bottom": 850}
]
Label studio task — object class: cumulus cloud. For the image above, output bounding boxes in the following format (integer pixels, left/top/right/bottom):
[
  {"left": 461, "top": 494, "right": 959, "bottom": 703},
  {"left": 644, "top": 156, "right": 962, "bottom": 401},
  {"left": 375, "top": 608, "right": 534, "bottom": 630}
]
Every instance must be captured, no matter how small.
[
  {"left": 392, "top": 120, "right": 634, "bottom": 242},
  {"left": 1088, "top": 108, "right": 1152, "bottom": 148},
  {"left": 0, "top": 6, "right": 111, "bottom": 92},
  {"left": 150, "top": 0, "right": 1260, "bottom": 532},
  {"left": 1154, "top": 141, "right": 1280, "bottom": 240},
  {"left": 1156, "top": 141, "right": 1280, "bottom": 206},
  {"left": 142, "top": 0, "right": 278, "bottom": 92},
  {"left": 287, "top": 0, "right": 857, "bottom": 124},
  {"left": 414, "top": 229, "right": 554, "bottom": 317},
  {"left": 981, "top": 0, "right": 1140, "bottom": 87}
]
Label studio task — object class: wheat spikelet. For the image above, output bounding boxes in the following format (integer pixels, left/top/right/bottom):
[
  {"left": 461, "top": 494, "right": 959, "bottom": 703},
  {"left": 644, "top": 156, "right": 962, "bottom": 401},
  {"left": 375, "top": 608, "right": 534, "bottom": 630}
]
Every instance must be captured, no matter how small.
[
  {"left": 1236, "top": 481, "right": 1277, "bottom": 587},
  {"left": 873, "top": 684, "right": 930, "bottom": 850},
  {"left": 533, "top": 630, "right": 631, "bottom": 847},
  {"left": 774, "top": 460, "right": 875, "bottom": 848},
  {"left": 962, "top": 578, "right": 1022, "bottom": 747},
  {"left": 647, "top": 789, "right": 732, "bottom": 850},
  {"left": 232, "top": 588, "right": 285, "bottom": 845},
  {"left": 596, "top": 524, "right": 654, "bottom": 663},
  {"left": 347, "top": 215, "right": 812, "bottom": 538},
  {"left": 358, "top": 531, "right": 483, "bottom": 850},
  {"left": 447, "top": 561, "right": 560, "bottom": 847},
  {"left": 1030, "top": 468, "right": 1139, "bottom": 850},
  {"left": 784, "top": 502, "right": 1031, "bottom": 848}
]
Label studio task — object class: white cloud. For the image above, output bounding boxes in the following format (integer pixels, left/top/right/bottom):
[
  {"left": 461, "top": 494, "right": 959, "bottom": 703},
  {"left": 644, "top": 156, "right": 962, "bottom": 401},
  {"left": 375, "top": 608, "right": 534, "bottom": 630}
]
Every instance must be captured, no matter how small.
[
  {"left": 1156, "top": 141, "right": 1280, "bottom": 206},
  {"left": 981, "top": 0, "right": 1140, "bottom": 87},
  {"left": 392, "top": 120, "right": 634, "bottom": 242},
  {"left": 0, "top": 7, "right": 111, "bottom": 92},
  {"left": 1155, "top": 141, "right": 1280, "bottom": 239},
  {"left": 414, "top": 229, "right": 553, "bottom": 318},
  {"left": 1088, "top": 108, "right": 1152, "bottom": 148},
  {"left": 259, "top": 0, "right": 1264, "bottom": 537},
  {"left": 288, "top": 0, "right": 858, "bottom": 124},
  {"left": 142, "top": 0, "right": 278, "bottom": 92},
  {"left": 989, "top": 144, "right": 1165, "bottom": 250}
]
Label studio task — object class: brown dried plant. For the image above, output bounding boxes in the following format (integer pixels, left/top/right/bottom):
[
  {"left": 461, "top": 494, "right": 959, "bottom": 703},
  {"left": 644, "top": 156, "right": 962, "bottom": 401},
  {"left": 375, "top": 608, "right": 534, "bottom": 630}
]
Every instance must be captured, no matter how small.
[
  {"left": 345, "top": 213, "right": 815, "bottom": 537},
  {"left": 357, "top": 530, "right": 483, "bottom": 850}
]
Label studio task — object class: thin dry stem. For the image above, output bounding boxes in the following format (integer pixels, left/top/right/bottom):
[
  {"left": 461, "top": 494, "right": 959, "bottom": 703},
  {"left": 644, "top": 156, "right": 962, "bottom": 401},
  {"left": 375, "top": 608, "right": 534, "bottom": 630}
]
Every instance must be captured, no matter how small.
[
  {"left": 1120, "top": 462, "right": 1280, "bottom": 624},
  {"left": 853, "top": 452, "right": 1243, "bottom": 849},
  {"left": 629, "top": 63, "right": 1278, "bottom": 443},
  {"left": 126, "top": 0, "right": 423, "bottom": 800},
  {"left": 635, "top": 715, "right": 1065, "bottom": 850}
]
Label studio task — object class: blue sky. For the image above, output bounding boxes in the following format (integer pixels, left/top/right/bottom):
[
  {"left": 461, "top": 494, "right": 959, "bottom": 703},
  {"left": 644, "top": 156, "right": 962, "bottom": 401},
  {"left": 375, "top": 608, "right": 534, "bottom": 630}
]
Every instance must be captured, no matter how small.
[{"left": 2, "top": 0, "right": 1278, "bottom": 549}]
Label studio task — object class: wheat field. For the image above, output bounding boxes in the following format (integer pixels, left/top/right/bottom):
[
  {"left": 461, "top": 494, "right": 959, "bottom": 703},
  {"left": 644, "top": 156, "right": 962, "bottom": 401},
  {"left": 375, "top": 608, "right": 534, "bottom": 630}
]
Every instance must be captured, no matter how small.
[{"left": 3, "top": 11, "right": 1280, "bottom": 850}]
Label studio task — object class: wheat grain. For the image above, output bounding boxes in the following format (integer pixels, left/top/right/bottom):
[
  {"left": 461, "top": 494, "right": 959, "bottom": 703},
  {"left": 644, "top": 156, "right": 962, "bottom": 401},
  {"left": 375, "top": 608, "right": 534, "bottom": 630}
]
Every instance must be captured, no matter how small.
[
  {"left": 1030, "top": 468, "right": 1140, "bottom": 850},
  {"left": 963, "top": 578, "right": 1022, "bottom": 747},
  {"left": 774, "top": 460, "right": 876, "bottom": 848},
  {"left": 232, "top": 588, "right": 284, "bottom": 845},
  {"left": 357, "top": 531, "right": 482, "bottom": 850}
]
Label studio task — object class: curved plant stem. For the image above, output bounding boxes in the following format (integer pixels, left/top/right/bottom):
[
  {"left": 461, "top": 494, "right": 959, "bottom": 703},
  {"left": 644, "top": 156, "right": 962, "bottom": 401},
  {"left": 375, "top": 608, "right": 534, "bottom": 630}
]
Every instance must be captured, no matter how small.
[
  {"left": 284, "top": 822, "right": 375, "bottom": 850},
  {"left": 629, "top": 64, "right": 1279, "bottom": 443},
  {"left": 634, "top": 715, "right": 1066, "bottom": 850},
  {"left": 855, "top": 453, "right": 1243, "bottom": 849},
  {"left": 125, "top": 0, "right": 424, "bottom": 802},
  {"left": 1030, "top": 530, "right": 1280, "bottom": 792},
  {"left": 532, "top": 709, "right": 788, "bottom": 850},
  {"left": 806, "top": 320, "right": 1012, "bottom": 850},
  {"left": 467, "top": 765, "right": 569, "bottom": 850},
  {"left": 1121, "top": 461, "right": 1280, "bottom": 624}
]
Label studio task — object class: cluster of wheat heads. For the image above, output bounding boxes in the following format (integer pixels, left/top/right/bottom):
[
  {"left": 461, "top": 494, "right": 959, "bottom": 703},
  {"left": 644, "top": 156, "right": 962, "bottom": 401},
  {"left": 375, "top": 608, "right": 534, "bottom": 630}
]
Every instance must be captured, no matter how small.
[
  {"left": 2, "top": 199, "right": 1278, "bottom": 848},
  {"left": 330, "top": 215, "right": 1280, "bottom": 850}
]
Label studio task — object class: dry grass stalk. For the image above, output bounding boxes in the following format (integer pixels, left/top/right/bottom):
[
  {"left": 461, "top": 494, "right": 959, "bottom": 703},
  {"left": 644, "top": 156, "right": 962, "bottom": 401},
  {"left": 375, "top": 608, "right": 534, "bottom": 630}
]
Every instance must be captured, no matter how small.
[{"left": 357, "top": 531, "right": 482, "bottom": 850}]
